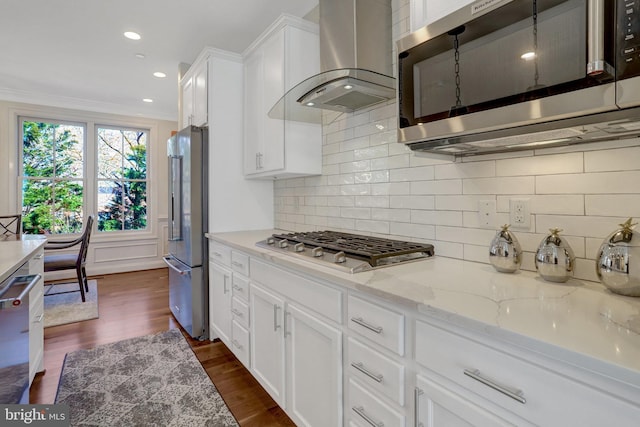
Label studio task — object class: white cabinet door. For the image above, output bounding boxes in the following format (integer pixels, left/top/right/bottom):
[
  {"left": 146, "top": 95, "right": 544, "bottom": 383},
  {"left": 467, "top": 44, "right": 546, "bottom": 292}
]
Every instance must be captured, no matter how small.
[
  {"left": 286, "top": 303, "right": 342, "bottom": 427},
  {"left": 181, "top": 75, "right": 194, "bottom": 128},
  {"left": 209, "top": 261, "right": 232, "bottom": 347},
  {"left": 243, "top": 49, "right": 263, "bottom": 175},
  {"left": 415, "top": 374, "right": 516, "bottom": 427},
  {"left": 261, "top": 28, "right": 285, "bottom": 173},
  {"left": 192, "top": 61, "right": 208, "bottom": 126},
  {"left": 250, "top": 282, "right": 286, "bottom": 406}
]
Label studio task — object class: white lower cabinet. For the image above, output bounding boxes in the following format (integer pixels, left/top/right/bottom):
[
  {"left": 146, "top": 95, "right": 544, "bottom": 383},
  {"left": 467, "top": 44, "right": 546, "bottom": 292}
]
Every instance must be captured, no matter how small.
[
  {"left": 415, "top": 374, "right": 516, "bottom": 427},
  {"left": 249, "top": 283, "right": 286, "bottom": 405},
  {"left": 29, "top": 247, "right": 45, "bottom": 383},
  {"left": 209, "top": 261, "right": 232, "bottom": 347},
  {"left": 250, "top": 280, "right": 342, "bottom": 427}
]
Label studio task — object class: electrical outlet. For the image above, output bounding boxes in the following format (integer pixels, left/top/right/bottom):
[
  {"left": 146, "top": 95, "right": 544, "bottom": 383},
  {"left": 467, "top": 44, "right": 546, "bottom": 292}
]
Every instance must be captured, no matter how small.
[
  {"left": 509, "top": 198, "right": 531, "bottom": 228},
  {"left": 478, "top": 200, "right": 496, "bottom": 228}
]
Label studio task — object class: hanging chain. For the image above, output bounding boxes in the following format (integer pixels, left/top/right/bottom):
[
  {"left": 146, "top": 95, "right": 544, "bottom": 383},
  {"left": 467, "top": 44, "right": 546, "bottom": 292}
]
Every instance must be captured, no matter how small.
[
  {"left": 453, "top": 33, "right": 462, "bottom": 107},
  {"left": 533, "top": 0, "right": 540, "bottom": 87}
]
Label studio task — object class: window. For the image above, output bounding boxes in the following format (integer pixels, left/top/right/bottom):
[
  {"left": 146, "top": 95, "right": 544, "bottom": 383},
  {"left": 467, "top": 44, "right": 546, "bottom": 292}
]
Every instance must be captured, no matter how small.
[
  {"left": 20, "top": 119, "right": 85, "bottom": 234},
  {"left": 96, "top": 126, "right": 148, "bottom": 232},
  {"left": 19, "top": 117, "right": 151, "bottom": 235}
]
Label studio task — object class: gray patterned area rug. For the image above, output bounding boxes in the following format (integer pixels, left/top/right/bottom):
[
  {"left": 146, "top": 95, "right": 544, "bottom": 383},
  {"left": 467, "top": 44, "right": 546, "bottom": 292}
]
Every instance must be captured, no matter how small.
[{"left": 55, "top": 329, "right": 239, "bottom": 427}]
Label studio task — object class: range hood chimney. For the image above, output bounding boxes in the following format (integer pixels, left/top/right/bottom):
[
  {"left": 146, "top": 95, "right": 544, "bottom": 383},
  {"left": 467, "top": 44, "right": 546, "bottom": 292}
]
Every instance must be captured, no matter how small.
[{"left": 269, "top": 0, "right": 395, "bottom": 123}]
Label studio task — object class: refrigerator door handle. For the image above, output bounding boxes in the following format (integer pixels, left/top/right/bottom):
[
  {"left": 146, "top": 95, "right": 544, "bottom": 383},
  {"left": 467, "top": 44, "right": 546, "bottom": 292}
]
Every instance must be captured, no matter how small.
[
  {"left": 163, "top": 256, "right": 190, "bottom": 276},
  {"left": 168, "top": 155, "right": 183, "bottom": 241}
]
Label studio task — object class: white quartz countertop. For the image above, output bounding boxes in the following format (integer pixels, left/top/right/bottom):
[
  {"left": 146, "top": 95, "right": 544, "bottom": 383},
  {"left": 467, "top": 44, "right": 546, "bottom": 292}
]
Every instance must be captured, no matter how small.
[
  {"left": 207, "top": 229, "right": 640, "bottom": 387},
  {"left": 0, "top": 235, "right": 47, "bottom": 282}
]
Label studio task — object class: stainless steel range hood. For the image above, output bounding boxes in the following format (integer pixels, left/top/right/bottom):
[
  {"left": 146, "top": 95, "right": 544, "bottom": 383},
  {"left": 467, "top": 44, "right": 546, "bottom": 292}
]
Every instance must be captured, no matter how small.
[{"left": 269, "top": 0, "right": 395, "bottom": 123}]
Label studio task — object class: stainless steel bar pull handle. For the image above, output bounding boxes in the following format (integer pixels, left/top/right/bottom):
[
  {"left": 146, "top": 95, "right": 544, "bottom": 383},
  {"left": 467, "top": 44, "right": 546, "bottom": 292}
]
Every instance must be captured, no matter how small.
[
  {"left": 352, "top": 406, "right": 384, "bottom": 427},
  {"left": 463, "top": 369, "right": 526, "bottom": 404},
  {"left": 223, "top": 275, "right": 229, "bottom": 294},
  {"left": 273, "top": 305, "right": 281, "bottom": 331},
  {"left": 414, "top": 387, "right": 424, "bottom": 427},
  {"left": 351, "top": 362, "right": 383, "bottom": 383},
  {"left": 587, "top": 0, "right": 606, "bottom": 75},
  {"left": 351, "top": 317, "right": 383, "bottom": 334},
  {"left": 231, "top": 260, "right": 244, "bottom": 268}
]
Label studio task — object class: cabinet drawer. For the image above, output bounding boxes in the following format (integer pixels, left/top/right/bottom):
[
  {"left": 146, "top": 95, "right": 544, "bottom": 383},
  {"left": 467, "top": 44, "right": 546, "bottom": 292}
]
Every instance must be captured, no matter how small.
[
  {"left": 29, "top": 249, "right": 44, "bottom": 273},
  {"left": 231, "top": 297, "right": 249, "bottom": 329},
  {"left": 231, "top": 251, "right": 249, "bottom": 276},
  {"left": 347, "top": 295, "right": 404, "bottom": 356},
  {"left": 231, "top": 274, "right": 249, "bottom": 302},
  {"left": 231, "top": 320, "right": 250, "bottom": 368},
  {"left": 250, "top": 259, "right": 342, "bottom": 323},
  {"left": 209, "top": 241, "right": 231, "bottom": 266},
  {"left": 348, "top": 379, "right": 404, "bottom": 427},
  {"left": 348, "top": 337, "right": 405, "bottom": 406},
  {"left": 415, "top": 320, "right": 640, "bottom": 426}
]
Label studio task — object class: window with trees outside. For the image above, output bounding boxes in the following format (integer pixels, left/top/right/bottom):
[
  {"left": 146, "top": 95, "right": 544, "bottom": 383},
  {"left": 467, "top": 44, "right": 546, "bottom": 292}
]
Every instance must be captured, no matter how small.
[
  {"left": 20, "top": 118, "right": 149, "bottom": 235},
  {"left": 96, "top": 126, "right": 148, "bottom": 232},
  {"left": 21, "top": 119, "right": 85, "bottom": 234}
]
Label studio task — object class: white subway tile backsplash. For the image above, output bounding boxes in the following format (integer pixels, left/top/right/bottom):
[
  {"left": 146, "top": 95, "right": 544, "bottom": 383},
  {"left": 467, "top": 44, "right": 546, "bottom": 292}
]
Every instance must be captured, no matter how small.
[
  {"left": 390, "top": 165, "right": 435, "bottom": 182},
  {"left": 327, "top": 217, "right": 355, "bottom": 230},
  {"left": 341, "top": 207, "right": 371, "bottom": 219},
  {"left": 340, "top": 160, "right": 371, "bottom": 173},
  {"left": 436, "top": 226, "right": 495, "bottom": 246},
  {"left": 435, "top": 161, "right": 495, "bottom": 179},
  {"left": 340, "top": 184, "right": 370, "bottom": 196},
  {"left": 411, "top": 210, "right": 463, "bottom": 226},
  {"left": 390, "top": 195, "right": 435, "bottom": 209},
  {"left": 411, "top": 179, "right": 462, "bottom": 195},
  {"left": 585, "top": 194, "right": 640, "bottom": 216},
  {"left": 355, "top": 145, "right": 389, "bottom": 160},
  {"left": 354, "top": 171, "right": 390, "bottom": 184},
  {"left": 463, "top": 176, "right": 534, "bottom": 195},
  {"left": 327, "top": 196, "right": 355, "bottom": 207},
  {"left": 324, "top": 151, "right": 354, "bottom": 165},
  {"left": 370, "top": 130, "right": 397, "bottom": 146},
  {"left": 585, "top": 146, "right": 640, "bottom": 172},
  {"left": 432, "top": 241, "right": 464, "bottom": 259},
  {"left": 574, "top": 258, "right": 600, "bottom": 283},
  {"left": 371, "top": 182, "right": 411, "bottom": 195},
  {"left": 496, "top": 195, "right": 584, "bottom": 215},
  {"left": 355, "top": 196, "right": 389, "bottom": 208},
  {"left": 537, "top": 171, "right": 640, "bottom": 194},
  {"left": 356, "top": 220, "right": 390, "bottom": 234},
  {"left": 326, "top": 127, "right": 355, "bottom": 145},
  {"left": 327, "top": 174, "right": 354, "bottom": 186},
  {"left": 463, "top": 244, "right": 491, "bottom": 263},
  {"left": 372, "top": 208, "right": 410, "bottom": 222},
  {"left": 390, "top": 222, "right": 435, "bottom": 239},
  {"left": 341, "top": 137, "right": 370, "bottom": 152},
  {"left": 496, "top": 152, "right": 583, "bottom": 176},
  {"left": 536, "top": 215, "right": 625, "bottom": 239},
  {"left": 436, "top": 195, "right": 494, "bottom": 211}
]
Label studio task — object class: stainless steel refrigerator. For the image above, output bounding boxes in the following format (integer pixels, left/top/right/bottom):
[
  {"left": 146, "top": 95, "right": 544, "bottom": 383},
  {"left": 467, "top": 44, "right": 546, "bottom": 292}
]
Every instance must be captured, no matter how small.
[{"left": 164, "top": 125, "right": 208, "bottom": 340}]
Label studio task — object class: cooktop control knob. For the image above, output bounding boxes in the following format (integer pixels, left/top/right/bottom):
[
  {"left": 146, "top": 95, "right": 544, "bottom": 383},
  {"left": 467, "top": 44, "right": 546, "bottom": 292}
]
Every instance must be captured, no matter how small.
[
  {"left": 277, "top": 239, "right": 289, "bottom": 248},
  {"left": 311, "top": 247, "right": 323, "bottom": 257},
  {"left": 266, "top": 237, "right": 275, "bottom": 245},
  {"left": 294, "top": 243, "right": 305, "bottom": 252},
  {"left": 333, "top": 251, "right": 347, "bottom": 263}
]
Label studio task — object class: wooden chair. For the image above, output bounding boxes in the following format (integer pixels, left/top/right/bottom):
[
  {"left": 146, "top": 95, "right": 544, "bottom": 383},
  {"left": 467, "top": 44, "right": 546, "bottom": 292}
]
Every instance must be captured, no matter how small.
[
  {"left": 44, "top": 215, "right": 94, "bottom": 302},
  {"left": 0, "top": 214, "right": 21, "bottom": 237}
]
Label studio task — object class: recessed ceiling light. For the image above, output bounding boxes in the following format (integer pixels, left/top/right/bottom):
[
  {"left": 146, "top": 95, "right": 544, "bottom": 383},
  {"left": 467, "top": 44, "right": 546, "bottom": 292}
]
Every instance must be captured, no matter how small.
[
  {"left": 305, "top": 102, "right": 315, "bottom": 106},
  {"left": 344, "top": 84, "right": 353, "bottom": 90},
  {"left": 153, "top": 72, "right": 167, "bottom": 78},
  {"left": 521, "top": 51, "right": 536, "bottom": 60},
  {"left": 124, "top": 31, "right": 141, "bottom": 40},
  {"left": 142, "top": 98, "right": 153, "bottom": 103},
  {"left": 135, "top": 53, "right": 146, "bottom": 59}
]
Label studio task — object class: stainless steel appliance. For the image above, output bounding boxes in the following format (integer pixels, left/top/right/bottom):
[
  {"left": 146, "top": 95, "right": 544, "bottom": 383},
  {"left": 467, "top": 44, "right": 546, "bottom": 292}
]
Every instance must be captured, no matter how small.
[
  {"left": 257, "top": 231, "right": 434, "bottom": 273},
  {"left": 397, "top": 0, "right": 640, "bottom": 157},
  {"left": 164, "top": 126, "right": 208, "bottom": 340},
  {"left": 0, "top": 263, "right": 40, "bottom": 404},
  {"left": 269, "top": 0, "right": 395, "bottom": 123}
]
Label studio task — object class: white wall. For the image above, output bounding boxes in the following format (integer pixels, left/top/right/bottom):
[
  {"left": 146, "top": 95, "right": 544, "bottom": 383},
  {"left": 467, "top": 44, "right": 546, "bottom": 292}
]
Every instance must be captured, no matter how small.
[
  {"left": 0, "top": 99, "right": 177, "bottom": 276},
  {"left": 273, "top": 0, "right": 640, "bottom": 283}
]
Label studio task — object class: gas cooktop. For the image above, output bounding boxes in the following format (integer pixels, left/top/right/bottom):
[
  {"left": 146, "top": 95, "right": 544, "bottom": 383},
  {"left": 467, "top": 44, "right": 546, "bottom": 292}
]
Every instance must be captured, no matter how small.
[{"left": 256, "top": 230, "right": 434, "bottom": 273}]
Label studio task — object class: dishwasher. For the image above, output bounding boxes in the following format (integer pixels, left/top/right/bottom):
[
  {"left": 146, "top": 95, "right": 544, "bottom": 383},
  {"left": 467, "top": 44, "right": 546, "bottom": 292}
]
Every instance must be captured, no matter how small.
[{"left": 0, "top": 261, "right": 40, "bottom": 404}]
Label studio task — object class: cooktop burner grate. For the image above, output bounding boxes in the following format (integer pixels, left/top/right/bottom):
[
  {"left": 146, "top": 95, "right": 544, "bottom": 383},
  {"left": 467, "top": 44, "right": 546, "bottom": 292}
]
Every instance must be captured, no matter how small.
[{"left": 271, "top": 231, "right": 434, "bottom": 267}]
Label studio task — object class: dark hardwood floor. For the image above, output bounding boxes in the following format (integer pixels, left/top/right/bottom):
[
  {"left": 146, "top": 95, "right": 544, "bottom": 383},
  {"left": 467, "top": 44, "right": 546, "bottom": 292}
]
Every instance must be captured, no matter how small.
[{"left": 29, "top": 268, "right": 295, "bottom": 426}]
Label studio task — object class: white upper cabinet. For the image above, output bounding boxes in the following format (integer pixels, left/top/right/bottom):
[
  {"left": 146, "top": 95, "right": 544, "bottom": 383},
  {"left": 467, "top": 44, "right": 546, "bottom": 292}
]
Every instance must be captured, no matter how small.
[
  {"left": 243, "top": 15, "right": 322, "bottom": 179},
  {"left": 180, "top": 56, "right": 208, "bottom": 128},
  {"left": 410, "top": 0, "right": 475, "bottom": 32}
]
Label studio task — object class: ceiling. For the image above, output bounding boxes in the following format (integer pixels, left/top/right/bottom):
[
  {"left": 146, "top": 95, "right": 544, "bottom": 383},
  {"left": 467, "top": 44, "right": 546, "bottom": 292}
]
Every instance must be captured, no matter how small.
[{"left": 0, "top": 0, "right": 319, "bottom": 122}]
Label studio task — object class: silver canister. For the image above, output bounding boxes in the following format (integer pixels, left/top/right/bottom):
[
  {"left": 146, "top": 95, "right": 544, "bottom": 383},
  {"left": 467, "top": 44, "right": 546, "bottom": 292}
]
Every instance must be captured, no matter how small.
[
  {"left": 489, "top": 224, "right": 522, "bottom": 273},
  {"left": 596, "top": 218, "right": 640, "bottom": 297},
  {"left": 535, "top": 228, "right": 575, "bottom": 283}
]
